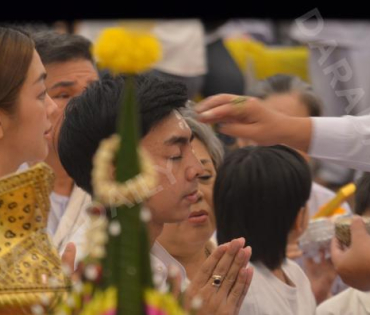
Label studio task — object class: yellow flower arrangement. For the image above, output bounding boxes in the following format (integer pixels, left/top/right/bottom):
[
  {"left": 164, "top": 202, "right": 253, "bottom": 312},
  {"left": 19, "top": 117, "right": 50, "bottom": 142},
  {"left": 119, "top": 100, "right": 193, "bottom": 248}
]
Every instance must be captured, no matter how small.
[
  {"left": 145, "top": 289, "right": 187, "bottom": 315},
  {"left": 78, "top": 286, "right": 117, "bottom": 315},
  {"left": 93, "top": 27, "right": 162, "bottom": 74}
]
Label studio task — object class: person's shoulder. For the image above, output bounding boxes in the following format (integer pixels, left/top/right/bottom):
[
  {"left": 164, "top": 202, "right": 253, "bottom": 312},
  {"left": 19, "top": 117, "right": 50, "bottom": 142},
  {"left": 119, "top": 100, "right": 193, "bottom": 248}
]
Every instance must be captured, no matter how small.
[
  {"left": 248, "top": 261, "right": 271, "bottom": 280},
  {"left": 239, "top": 262, "right": 267, "bottom": 315},
  {"left": 243, "top": 262, "right": 273, "bottom": 294},
  {"left": 316, "top": 288, "right": 360, "bottom": 315},
  {"left": 284, "top": 258, "right": 305, "bottom": 270},
  {"left": 283, "top": 259, "right": 311, "bottom": 284},
  {"left": 284, "top": 259, "right": 316, "bottom": 312}
]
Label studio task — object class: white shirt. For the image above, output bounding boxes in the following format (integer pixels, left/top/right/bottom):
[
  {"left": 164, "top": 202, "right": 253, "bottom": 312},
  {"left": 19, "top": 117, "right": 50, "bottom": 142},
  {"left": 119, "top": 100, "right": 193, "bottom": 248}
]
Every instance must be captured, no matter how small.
[
  {"left": 47, "top": 192, "right": 70, "bottom": 236},
  {"left": 51, "top": 185, "right": 92, "bottom": 266},
  {"left": 240, "top": 259, "right": 316, "bottom": 315},
  {"left": 317, "top": 288, "right": 370, "bottom": 315},
  {"left": 310, "top": 115, "right": 370, "bottom": 172},
  {"left": 150, "top": 241, "right": 187, "bottom": 292}
]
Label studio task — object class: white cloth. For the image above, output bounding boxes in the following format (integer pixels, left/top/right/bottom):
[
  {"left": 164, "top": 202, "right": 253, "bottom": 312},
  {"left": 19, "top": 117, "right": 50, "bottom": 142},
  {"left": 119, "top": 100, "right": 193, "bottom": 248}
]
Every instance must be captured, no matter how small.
[
  {"left": 48, "top": 192, "right": 70, "bottom": 236},
  {"left": 316, "top": 288, "right": 370, "bottom": 315},
  {"left": 239, "top": 259, "right": 316, "bottom": 315},
  {"left": 290, "top": 20, "right": 370, "bottom": 117},
  {"left": 290, "top": 20, "right": 370, "bottom": 49},
  {"left": 150, "top": 241, "right": 187, "bottom": 292},
  {"left": 16, "top": 162, "right": 29, "bottom": 173},
  {"left": 51, "top": 185, "right": 92, "bottom": 265},
  {"left": 152, "top": 20, "right": 206, "bottom": 76},
  {"left": 290, "top": 20, "right": 370, "bottom": 184},
  {"left": 309, "top": 115, "right": 370, "bottom": 172}
]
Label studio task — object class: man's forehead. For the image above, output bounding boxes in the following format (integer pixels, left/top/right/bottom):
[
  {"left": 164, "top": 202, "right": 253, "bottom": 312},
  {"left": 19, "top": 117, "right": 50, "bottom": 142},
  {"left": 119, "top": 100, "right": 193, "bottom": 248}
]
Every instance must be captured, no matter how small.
[
  {"left": 152, "top": 110, "right": 190, "bottom": 131},
  {"left": 141, "top": 112, "right": 193, "bottom": 148},
  {"left": 162, "top": 126, "right": 193, "bottom": 145},
  {"left": 45, "top": 60, "right": 98, "bottom": 81}
]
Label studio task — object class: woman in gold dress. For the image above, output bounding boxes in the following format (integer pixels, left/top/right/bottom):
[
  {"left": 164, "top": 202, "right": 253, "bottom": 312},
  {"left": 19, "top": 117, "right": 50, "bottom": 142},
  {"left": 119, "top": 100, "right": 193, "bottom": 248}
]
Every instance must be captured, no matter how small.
[{"left": 0, "top": 26, "right": 70, "bottom": 315}]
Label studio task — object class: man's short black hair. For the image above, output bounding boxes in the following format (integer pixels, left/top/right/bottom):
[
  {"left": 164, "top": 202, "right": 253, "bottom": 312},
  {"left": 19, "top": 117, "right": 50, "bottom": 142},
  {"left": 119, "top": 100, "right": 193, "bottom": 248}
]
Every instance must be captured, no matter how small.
[
  {"left": 58, "top": 74, "right": 188, "bottom": 194},
  {"left": 214, "top": 145, "right": 312, "bottom": 270},
  {"left": 32, "top": 30, "right": 94, "bottom": 65},
  {"left": 355, "top": 172, "right": 370, "bottom": 215}
]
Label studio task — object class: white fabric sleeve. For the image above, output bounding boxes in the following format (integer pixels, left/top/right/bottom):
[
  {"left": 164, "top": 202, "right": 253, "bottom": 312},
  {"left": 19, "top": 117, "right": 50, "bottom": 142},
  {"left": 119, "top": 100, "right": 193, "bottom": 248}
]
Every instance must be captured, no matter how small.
[{"left": 309, "top": 115, "right": 370, "bottom": 172}]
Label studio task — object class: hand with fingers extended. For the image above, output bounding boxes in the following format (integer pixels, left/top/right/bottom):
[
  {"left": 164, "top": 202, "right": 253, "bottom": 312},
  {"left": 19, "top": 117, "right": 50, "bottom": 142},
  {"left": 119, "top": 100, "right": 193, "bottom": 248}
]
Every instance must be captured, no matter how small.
[
  {"left": 195, "top": 94, "right": 312, "bottom": 152},
  {"left": 184, "top": 237, "right": 253, "bottom": 315},
  {"left": 61, "top": 242, "right": 81, "bottom": 282},
  {"left": 303, "top": 250, "right": 336, "bottom": 304},
  {"left": 61, "top": 242, "right": 76, "bottom": 272},
  {"left": 331, "top": 216, "right": 370, "bottom": 291}
]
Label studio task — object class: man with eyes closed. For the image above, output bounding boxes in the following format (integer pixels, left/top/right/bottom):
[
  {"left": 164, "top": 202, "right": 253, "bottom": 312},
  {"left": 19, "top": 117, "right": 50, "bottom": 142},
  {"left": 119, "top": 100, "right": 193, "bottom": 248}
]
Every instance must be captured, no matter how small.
[
  {"left": 58, "top": 74, "right": 254, "bottom": 315},
  {"left": 157, "top": 110, "right": 224, "bottom": 282},
  {"left": 32, "top": 31, "right": 99, "bottom": 265}
]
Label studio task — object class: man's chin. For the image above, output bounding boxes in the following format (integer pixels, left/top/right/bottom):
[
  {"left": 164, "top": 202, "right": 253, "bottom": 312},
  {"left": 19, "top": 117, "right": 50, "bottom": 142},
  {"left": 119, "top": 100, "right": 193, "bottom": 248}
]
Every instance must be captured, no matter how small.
[{"left": 167, "top": 207, "right": 191, "bottom": 224}]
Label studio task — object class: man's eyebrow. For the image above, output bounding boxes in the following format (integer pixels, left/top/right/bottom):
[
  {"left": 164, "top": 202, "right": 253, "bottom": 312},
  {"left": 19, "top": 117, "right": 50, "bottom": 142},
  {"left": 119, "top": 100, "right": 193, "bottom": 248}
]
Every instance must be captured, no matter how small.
[
  {"left": 50, "top": 81, "right": 76, "bottom": 90},
  {"left": 164, "top": 132, "right": 194, "bottom": 146}
]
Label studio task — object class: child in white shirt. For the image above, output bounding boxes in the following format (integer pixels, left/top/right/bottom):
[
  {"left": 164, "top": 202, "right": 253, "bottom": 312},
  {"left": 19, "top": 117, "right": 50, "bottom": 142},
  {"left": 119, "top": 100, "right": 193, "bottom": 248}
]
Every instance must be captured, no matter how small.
[{"left": 214, "top": 145, "right": 316, "bottom": 315}]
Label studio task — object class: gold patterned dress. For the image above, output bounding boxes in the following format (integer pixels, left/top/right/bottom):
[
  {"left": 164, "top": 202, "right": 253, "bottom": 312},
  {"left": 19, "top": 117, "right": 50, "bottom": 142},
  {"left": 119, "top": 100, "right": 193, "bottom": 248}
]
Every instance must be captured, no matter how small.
[{"left": 0, "top": 163, "right": 70, "bottom": 314}]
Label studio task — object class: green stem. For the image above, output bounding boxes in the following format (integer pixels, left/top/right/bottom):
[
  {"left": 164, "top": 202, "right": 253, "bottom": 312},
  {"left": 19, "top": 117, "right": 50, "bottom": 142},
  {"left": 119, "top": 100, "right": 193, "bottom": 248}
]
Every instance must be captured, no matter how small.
[{"left": 115, "top": 75, "right": 151, "bottom": 314}]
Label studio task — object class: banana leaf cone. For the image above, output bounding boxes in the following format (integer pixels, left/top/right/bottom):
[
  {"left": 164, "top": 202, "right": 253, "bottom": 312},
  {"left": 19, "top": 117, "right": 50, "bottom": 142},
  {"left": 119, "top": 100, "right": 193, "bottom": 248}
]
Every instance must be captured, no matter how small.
[{"left": 101, "top": 75, "right": 154, "bottom": 315}]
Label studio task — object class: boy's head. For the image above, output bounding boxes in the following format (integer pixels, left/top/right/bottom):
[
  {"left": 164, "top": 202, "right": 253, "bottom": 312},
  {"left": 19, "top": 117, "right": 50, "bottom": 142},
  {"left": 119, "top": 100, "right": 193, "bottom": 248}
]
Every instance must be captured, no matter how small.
[
  {"left": 58, "top": 74, "right": 203, "bottom": 224},
  {"left": 214, "top": 145, "right": 312, "bottom": 270}
]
